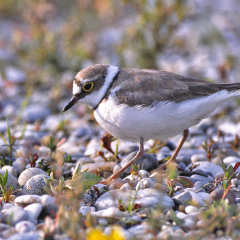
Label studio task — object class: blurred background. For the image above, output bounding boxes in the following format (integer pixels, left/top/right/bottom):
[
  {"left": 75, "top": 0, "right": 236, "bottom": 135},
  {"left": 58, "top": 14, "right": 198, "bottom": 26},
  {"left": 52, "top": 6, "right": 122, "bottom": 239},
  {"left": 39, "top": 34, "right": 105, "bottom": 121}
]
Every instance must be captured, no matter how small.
[{"left": 0, "top": 0, "right": 240, "bottom": 122}]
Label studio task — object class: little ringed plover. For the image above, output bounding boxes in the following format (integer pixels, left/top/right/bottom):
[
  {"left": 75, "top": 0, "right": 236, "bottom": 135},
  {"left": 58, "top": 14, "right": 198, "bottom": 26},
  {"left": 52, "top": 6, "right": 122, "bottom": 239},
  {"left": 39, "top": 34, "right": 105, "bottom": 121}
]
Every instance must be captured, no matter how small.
[{"left": 63, "top": 64, "right": 240, "bottom": 185}]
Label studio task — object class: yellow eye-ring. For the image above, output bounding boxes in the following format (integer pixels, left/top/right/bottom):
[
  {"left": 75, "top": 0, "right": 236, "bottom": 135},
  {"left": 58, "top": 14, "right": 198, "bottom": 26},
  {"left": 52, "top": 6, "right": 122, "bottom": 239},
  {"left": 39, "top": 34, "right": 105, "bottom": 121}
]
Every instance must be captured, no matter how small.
[{"left": 82, "top": 82, "right": 94, "bottom": 92}]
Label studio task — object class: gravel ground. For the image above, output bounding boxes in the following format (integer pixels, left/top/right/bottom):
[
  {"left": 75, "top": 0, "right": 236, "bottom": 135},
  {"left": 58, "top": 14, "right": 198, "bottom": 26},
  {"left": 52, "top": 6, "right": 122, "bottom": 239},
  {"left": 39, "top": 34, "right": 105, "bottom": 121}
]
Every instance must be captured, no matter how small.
[{"left": 1, "top": 1, "right": 240, "bottom": 239}]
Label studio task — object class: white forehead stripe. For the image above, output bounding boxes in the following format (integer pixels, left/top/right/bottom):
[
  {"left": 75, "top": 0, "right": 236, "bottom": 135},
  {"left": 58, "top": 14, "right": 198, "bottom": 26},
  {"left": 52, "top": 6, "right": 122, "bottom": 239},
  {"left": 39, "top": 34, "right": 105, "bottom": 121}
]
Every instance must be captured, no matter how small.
[{"left": 73, "top": 81, "right": 81, "bottom": 95}]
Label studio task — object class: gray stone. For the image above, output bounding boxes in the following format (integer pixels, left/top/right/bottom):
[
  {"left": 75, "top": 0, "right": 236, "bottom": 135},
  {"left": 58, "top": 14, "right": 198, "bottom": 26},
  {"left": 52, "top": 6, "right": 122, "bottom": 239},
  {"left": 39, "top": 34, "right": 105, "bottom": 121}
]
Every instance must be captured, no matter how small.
[
  {"left": 3, "top": 206, "right": 29, "bottom": 225},
  {"left": 95, "top": 189, "right": 174, "bottom": 211},
  {"left": 91, "top": 207, "right": 129, "bottom": 218},
  {"left": 8, "top": 233, "right": 41, "bottom": 240},
  {"left": 223, "top": 156, "right": 240, "bottom": 167},
  {"left": 15, "top": 221, "right": 36, "bottom": 233},
  {"left": 0, "top": 170, "right": 20, "bottom": 194},
  {"left": 1, "top": 166, "right": 17, "bottom": 177},
  {"left": 135, "top": 178, "right": 155, "bottom": 190},
  {"left": 187, "top": 161, "right": 224, "bottom": 178},
  {"left": 13, "top": 158, "right": 29, "bottom": 175},
  {"left": 191, "top": 154, "right": 208, "bottom": 163},
  {"left": 22, "top": 104, "right": 51, "bottom": 123},
  {"left": 173, "top": 191, "right": 193, "bottom": 206},
  {"left": 24, "top": 203, "right": 42, "bottom": 219},
  {"left": 18, "top": 168, "right": 48, "bottom": 186},
  {"left": 14, "top": 195, "right": 41, "bottom": 205},
  {"left": 41, "top": 195, "right": 56, "bottom": 206},
  {"left": 21, "top": 174, "right": 50, "bottom": 195},
  {"left": 5, "top": 66, "right": 26, "bottom": 84},
  {"left": 121, "top": 152, "right": 158, "bottom": 173},
  {"left": 185, "top": 205, "right": 199, "bottom": 214}
]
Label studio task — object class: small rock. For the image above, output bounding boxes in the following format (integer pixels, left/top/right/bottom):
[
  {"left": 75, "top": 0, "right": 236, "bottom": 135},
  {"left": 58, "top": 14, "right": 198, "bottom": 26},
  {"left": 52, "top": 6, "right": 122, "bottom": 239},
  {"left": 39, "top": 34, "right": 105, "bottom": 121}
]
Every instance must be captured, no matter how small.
[
  {"left": 81, "top": 162, "right": 116, "bottom": 172},
  {"left": 3, "top": 206, "right": 29, "bottom": 225},
  {"left": 41, "top": 195, "right": 56, "bottom": 207},
  {"left": 13, "top": 158, "right": 29, "bottom": 175},
  {"left": 18, "top": 168, "right": 48, "bottom": 186},
  {"left": 185, "top": 205, "right": 198, "bottom": 214},
  {"left": 223, "top": 156, "right": 240, "bottom": 167},
  {"left": 15, "top": 221, "right": 36, "bottom": 233},
  {"left": 95, "top": 189, "right": 174, "bottom": 211},
  {"left": 121, "top": 152, "right": 158, "bottom": 173},
  {"left": 5, "top": 66, "right": 26, "bottom": 84},
  {"left": 24, "top": 203, "right": 42, "bottom": 219},
  {"left": 79, "top": 206, "right": 95, "bottom": 216},
  {"left": 173, "top": 191, "right": 192, "bottom": 206},
  {"left": 8, "top": 233, "right": 41, "bottom": 240},
  {"left": 109, "top": 178, "right": 125, "bottom": 190},
  {"left": 14, "top": 195, "right": 41, "bottom": 205},
  {"left": 187, "top": 162, "right": 224, "bottom": 178},
  {"left": 22, "top": 104, "right": 51, "bottom": 123},
  {"left": 135, "top": 178, "right": 155, "bottom": 190},
  {"left": 191, "top": 154, "right": 208, "bottom": 163},
  {"left": 0, "top": 170, "right": 20, "bottom": 194},
  {"left": 138, "top": 170, "right": 150, "bottom": 178},
  {"left": 120, "top": 183, "right": 131, "bottom": 190},
  {"left": 2, "top": 165, "right": 17, "bottom": 177},
  {"left": 91, "top": 206, "right": 130, "bottom": 218},
  {"left": 21, "top": 174, "right": 50, "bottom": 195},
  {"left": 210, "top": 188, "right": 236, "bottom": 204}
]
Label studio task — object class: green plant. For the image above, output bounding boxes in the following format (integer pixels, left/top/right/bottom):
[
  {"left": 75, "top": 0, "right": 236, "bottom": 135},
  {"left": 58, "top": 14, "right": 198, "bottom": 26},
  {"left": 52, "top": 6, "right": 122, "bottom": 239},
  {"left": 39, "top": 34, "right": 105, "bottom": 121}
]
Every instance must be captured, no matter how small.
[
  {"left": 0, "top": 117, "right": 15, "bottom": 161},
  {"left": 0, "top": 170, "right": 13, "bottom": 202},
  {"left": 202, "top": 138, "right": 216, "bottom": 161},
  {"left": 118, "top": 185, "right": 141, "bottom": 213},
  {"left": 165, "top": 162, "right": 193, "bottom": 197},
  {"left": 221, "top": 160, "right": 240, "bottom": 200}
]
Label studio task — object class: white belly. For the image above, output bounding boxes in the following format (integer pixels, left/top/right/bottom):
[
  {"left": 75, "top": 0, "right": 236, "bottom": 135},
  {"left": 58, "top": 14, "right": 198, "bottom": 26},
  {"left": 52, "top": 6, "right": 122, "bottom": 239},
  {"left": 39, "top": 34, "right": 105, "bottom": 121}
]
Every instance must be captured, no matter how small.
[{"left": 94, "top": 90, "right": 239, "bottom": 142}]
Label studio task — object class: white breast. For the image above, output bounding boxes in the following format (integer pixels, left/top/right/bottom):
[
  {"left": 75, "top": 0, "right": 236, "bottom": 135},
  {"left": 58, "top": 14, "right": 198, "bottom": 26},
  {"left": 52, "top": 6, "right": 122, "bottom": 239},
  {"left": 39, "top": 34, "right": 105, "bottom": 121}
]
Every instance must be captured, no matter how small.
[{"left": 94, "top": 90, "right": 240, "bottom": 142}]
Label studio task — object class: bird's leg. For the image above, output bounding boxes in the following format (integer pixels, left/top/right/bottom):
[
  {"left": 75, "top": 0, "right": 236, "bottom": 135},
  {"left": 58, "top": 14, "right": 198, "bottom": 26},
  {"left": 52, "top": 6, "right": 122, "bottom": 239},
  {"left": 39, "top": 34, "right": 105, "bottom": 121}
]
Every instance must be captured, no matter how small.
[
  {"left": 157, "top": 129, "right": 189, "bottom": 170},
  {"left": 100, "top": 137, "right": 144, "bottom": 185}
]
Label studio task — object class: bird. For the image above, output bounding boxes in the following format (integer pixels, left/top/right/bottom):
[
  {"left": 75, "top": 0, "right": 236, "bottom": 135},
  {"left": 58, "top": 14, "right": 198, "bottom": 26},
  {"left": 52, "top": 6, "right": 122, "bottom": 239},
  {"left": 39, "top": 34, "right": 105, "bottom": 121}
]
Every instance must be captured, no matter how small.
[{"left": 63, "top": 64, "right": 240, "bottom": 185}]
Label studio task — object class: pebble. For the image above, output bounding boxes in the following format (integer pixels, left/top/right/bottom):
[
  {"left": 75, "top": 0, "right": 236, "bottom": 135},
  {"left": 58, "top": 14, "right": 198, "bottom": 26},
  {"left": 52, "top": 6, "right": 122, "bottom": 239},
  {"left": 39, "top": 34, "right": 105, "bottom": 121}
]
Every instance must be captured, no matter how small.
[
  {"left": 121, "top": 152, "right": 158, "bottom": 174},
  {"left": 187, "top": 161, "right": 224, "bottom": 178},
  {"left": 138, "top": 169, "right": 150, "bottom": 178},
  {"left": 1, "top": 165, "right": 17, "bottom": 177},
  {"left": 13, "top": 158, "right": 29, "bottom": 175},
  {"left": 21, "top": 174, "right": 51, "bottom": 195},
  {"left": 5, "top": 66, "right": 26, "bottom": 84},
  {"left": 14, "top": 195, "right": 41, "bottom": 205},
  {"left": 185, "top": 205, "right": 198, "bottom": 214},
  {"left": 3, "top": 206, "right": 29, "bottom": 225},
  {"left": 79, "top": 206, "right": 95, "bottom": 216},
  {"left": 135, "top": 178, "right": 155, "bottom": 190},
  {"left": 210, "top": 188, "right": 236, "bottom": 204},
  {"left": 15, "top": 221, "right": 36, "bottom": 233},
  {"left": 7, "top": 233, "right": 41, "bottom": 240},
  {"left": 0, "top": 170, "right": 20, "bottom": 194},
  {"left": 223, "top": 156, "right": 240, "bottom": 167},
  {"left": 24, "top": 203, "right": 43, "bottom": 219},
  {"left": 108, "top": 178, "right": 125, "bottom": 190},
  {"left": 191, "top": 154, "right": 208, "bottom": 163},
  {"left": 91, "top": 207, "right": 130, "bottom": 218},
  {"left": 81, "top": 162, "right": 116, "bottom": 172},
  {"left": 18, "top": 168, "right": 49, "bottom": 186},
  {"left": 94, "top": 189, "right": 174, "bottom": 211},
  {"left": 22, "top": 104, "right": 51, "bottom": 123}
]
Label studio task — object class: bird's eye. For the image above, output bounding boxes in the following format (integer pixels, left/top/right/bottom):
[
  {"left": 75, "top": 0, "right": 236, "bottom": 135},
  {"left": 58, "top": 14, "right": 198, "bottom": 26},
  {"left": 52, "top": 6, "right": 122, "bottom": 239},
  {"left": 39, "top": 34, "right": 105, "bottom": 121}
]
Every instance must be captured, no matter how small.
[{"left": 82, "top": 82, "right": 94, "bottom": 92}]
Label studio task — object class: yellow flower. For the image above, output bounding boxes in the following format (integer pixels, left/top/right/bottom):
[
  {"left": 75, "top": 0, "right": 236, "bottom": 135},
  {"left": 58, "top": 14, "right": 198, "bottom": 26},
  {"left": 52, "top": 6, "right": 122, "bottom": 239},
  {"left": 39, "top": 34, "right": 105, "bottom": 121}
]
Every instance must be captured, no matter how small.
[{"left": 86, "top": 227, "right": 125, "bottom": 240}]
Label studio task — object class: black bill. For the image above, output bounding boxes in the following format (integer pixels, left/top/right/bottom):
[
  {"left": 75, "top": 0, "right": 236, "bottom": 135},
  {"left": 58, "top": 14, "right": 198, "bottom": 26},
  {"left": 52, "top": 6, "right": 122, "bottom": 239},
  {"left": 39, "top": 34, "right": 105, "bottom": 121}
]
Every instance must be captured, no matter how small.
[{"left": 63, "top": 96, "right": 79, "bottom": 112}]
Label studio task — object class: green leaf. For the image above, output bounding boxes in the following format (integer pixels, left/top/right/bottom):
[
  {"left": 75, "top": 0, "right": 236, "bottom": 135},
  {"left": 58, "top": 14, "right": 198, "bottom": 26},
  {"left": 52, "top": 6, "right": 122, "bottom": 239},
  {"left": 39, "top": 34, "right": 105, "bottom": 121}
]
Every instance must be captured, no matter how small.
[
  {"left": 178, "top": 176, "right": 194, "bottom": 188},
  {"left": 170, "top": 208, "right": 184, "bottom": 225},
  {"left": 68, "top": 172, "right": 101, "bottom": 192},
  {"left": 167, "top": 162, "right": 178, "bottom": 180},
  {"left": 3, "top": 170, "right": 8, "bottom": 186},
  {"left": 226, "top": 165, "right": 233, "bottom": 180}
]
